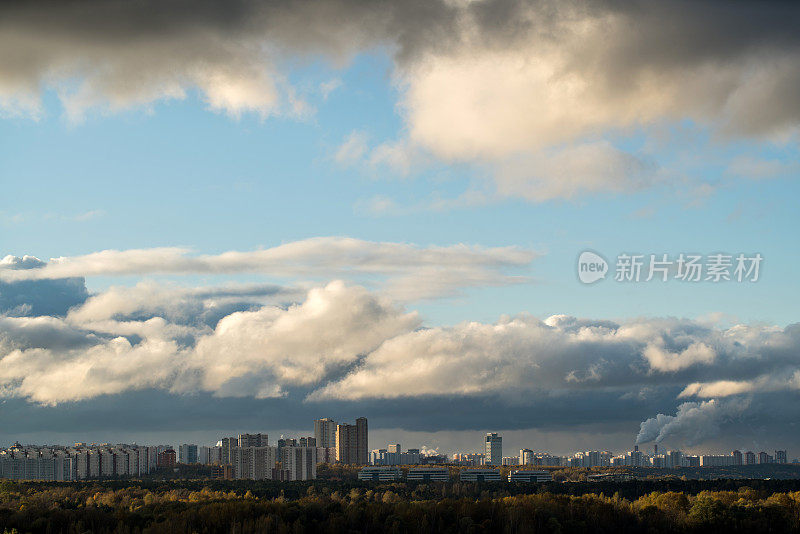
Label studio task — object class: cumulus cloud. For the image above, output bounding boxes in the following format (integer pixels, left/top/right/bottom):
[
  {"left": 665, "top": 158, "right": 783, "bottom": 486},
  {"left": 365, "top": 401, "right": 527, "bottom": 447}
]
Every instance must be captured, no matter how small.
[
  {"left": 0, "top": 237, "right": 534, "bottom": 300},
  {"left": 188, "top": 281, "right": 419, "bottom": 397},
  {"left": 307, "top": 315, "right": 800, "bottom": 402},
  {"left": 66, "top": 280, "right": 298, "bottom": 327},
  {"left": 0, "top": 281, "right": 418, "bottom": 403},
  {"left": 0, "top": 277, "right": 88, "bottom": 317},
  {"left": 643, "top": 342, "right": 717, "bottom": 373},
  {"left": 1, "top": 277, "right": 799, "bottom": 446}
]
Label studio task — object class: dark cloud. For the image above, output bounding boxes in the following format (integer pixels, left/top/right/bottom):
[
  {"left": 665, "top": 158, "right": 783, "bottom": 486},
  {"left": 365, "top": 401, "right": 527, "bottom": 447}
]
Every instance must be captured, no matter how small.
[
  {"left": 1, "top": 0, "right": 799, "bottom": 133},
  {"left": 0, "top": 278, "right": 88, "bottom": 317}
]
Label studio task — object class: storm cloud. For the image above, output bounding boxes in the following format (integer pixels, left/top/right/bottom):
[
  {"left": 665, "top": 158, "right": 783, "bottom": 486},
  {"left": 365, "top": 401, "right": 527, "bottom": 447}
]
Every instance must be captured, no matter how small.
[{"left": 2, "top": 1, "right": 799, "bottom": 198}]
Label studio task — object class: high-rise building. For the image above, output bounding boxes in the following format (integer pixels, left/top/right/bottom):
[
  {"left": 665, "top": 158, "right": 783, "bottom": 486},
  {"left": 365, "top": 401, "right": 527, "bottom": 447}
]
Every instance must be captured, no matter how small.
[
  {"left": 238, "top": 433, "right": 269, "bottom": 448},
  {"left": 519, "top": 449, "right": 534, "bottom": 466},
  {"left": 485, "top": 433, "right": 502, "bottom": 466},
  {"left": 178, "top": 444, "right": 198, "bottom": 464},
  {"left": 314, "top": 418, "right": 338, "bottom": 449},
  {"left": 281, "top": 446, "right": 317, "bottom": 480},
  {"left": 232, "top": 446, "right": 278, "bottom": 480},
  {"left": 745, "top": 451, "right": 756, "bottom": 465},
  {"left": 157, "top": 449, "right": 176, "bottom": 468},
  {"left": 731, "top": 450, "right": 743, "bottom": 465},
  {"left": 299, "top": 437, "right": 317, "bottom": 448},
  {"left": 775, "top": 450, "right": 788, "bottom": 464},
  {"left": 220, "top": 437, "right": 237, "bottom": 465},
  {"left": 336, "top": 417, "right": 368, "bottom": 464}
]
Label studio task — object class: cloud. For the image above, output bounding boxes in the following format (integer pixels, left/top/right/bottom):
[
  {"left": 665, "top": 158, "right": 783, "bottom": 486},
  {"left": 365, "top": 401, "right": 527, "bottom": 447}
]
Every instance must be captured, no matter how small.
[
  {"left": 725, "top": 155, "right": 800, "bottom": 180},
  {"left": 0, "top": 238, "right": 534, "bottom": 300},
  {"left": 1, "top": 1, "right": 798, "bottom": 198},
  {"left": 188, "top": 281, "right": 419, "bottom": 397},
  {"left": 309, "top": 315, "right": 800, "bottom": 402},
  {"left": 319, "top": 78, "right": 343, "bottom": 100},
  {"left": 491, "top": 142, "right": 659, "bottom": 201},
  {"left": 0, "top": 276, "right": 88, "bottom": 317},
  {"left": 1, "top": 277, "right": 800, "bottom": 446},
  {"left": 0, "top": 281, "right": 418, "bottom": 404},
  {"left": 65, "top": 280, "right": 298, "bottom": 327},
  {"left": 643, "top": 342, "right": 717, "bottom": 373},
  {"left": 334, "top": 131, "right": 369, "bottom": 166}
]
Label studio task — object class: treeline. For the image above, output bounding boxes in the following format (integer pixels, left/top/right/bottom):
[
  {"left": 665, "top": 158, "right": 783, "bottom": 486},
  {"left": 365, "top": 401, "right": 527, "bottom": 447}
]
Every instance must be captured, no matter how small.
[{"left": 3, "top": 479, "right": 800, "bottom": 533}]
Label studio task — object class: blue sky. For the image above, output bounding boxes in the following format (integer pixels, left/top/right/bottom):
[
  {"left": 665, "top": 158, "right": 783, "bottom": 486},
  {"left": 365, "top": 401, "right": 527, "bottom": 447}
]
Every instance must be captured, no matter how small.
[
  {"left": 2, "top": 50, "right": 797, "bottom": 327},
  {"left": 1, "top": 0, "right": 800, "bottom": 454}
]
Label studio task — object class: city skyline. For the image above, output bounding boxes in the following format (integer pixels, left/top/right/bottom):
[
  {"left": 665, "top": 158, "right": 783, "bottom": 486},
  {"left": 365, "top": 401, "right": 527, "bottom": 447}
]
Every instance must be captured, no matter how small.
[{"left": 2, "top": 0, "right": 800, "bottom": 455}]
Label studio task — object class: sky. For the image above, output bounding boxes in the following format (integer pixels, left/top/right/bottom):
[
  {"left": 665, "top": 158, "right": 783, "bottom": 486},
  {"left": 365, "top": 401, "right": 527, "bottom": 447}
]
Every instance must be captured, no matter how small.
[{"left": 1, "top": 0, "right": 800, "bottom": 457}]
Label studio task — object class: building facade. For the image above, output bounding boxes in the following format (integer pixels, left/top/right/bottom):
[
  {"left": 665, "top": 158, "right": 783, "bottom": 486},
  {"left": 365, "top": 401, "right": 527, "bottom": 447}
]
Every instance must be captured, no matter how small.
[
  {"left": 336, "top": 417, "right": 368, "bottom": 464},
  {"left": 485, "top": 433, "right": 502, "bottom": 466},
  {"left": 314, "top": 418, "right": 338, "bottom": 449},
  {"left": 178, "top": 444, "right": 198, "bottom": 464}
]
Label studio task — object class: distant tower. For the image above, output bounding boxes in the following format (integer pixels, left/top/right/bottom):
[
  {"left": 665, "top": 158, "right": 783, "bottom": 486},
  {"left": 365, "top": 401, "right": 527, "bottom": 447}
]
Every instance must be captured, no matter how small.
[
  {"left": 314, "top": 418, "right": 338, "bottom": 449},
  {"left": 654, "top": 444, "right": 658, "bottom": 456},
  {"left": 485, "top": 433, "right": 502, "bottom": 466}
]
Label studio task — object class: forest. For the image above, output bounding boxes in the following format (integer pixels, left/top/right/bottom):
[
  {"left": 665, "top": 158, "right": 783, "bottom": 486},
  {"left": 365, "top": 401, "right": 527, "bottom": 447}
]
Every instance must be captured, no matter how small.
[{"left": 3, "top": 477, "right": 800, "bottom": 533}]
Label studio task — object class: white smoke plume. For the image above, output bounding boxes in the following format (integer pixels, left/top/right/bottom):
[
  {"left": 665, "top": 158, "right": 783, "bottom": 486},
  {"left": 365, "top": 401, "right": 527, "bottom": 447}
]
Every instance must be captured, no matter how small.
[{"left": 635, "top": 398, "right": 750, "bottom": 446}]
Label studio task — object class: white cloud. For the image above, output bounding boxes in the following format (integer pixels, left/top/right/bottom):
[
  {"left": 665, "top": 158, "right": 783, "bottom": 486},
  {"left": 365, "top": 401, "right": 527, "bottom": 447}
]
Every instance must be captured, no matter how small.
[
  {"left": 643, "top": 342, "right": 717, "bottom": 373},
  {"left": 0, "top": 281, "right": 419, "bottom": 404},
  {"left": 188, "top": 281, "right": 419, "bottom": 397},
  {"left": 0, "top": 238, "right": 534, "bottom": 301},
  {"left": 319, "top": 78, "right": 343, "bottom": 99},
  {"left": 1, "top": 277, "right": 799, "bottom": 450},
  {"left": 334, "top": 131, "right": 369, "bottom": 166},
  {"left": 308, "top": 314, "right": 798, "bottom": 401}
]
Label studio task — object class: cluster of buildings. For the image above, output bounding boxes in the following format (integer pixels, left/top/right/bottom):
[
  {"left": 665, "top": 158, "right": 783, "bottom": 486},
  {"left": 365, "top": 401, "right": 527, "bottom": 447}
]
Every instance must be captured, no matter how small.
[
  {"left": 358, "top": 466, "right": 552, "bottom": 483},
  {"left": 178, "top": 417, "right": 369, "bottom": 481},
  {"left": 605, "top": 445, "right": 789, "bottom": 468},
  {"left": 1, "top": 424, "right": 793, "bottom": 482},
  {"left": 0, "top": 443, "right": 176, "bottom": 481},
  {"left": 0, "top": 417, "right": 369, "bottom": 482},
  {"left": 369, "top": 444, "right": 421, "bottom": 466},
  {"left": 448, "top": 434, "right": 791, "bottom": 470}
]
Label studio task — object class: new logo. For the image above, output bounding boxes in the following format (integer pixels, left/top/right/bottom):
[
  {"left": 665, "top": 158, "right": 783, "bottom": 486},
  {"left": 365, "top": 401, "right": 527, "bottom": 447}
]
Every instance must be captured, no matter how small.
[{"left": 578, "top": 251, "right": 608, "bottom": 284}]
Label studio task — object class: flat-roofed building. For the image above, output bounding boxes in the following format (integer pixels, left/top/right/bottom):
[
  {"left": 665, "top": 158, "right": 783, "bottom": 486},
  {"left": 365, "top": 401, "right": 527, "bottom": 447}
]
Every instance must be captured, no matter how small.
[
  {"left": 700, "top": 454, "right": 737, "bottom": 467},
  {"left": 509, "top": 470, "right": 552, "bottom": 482},
  {"left": 358, "top": 466, "right": 402, "bottom": 481},
  {"left": 407, "top": 467, "right": 449, "bottom": 481},
  {"left": 460, "top": 468, "right": 502, "bottom": 482}
]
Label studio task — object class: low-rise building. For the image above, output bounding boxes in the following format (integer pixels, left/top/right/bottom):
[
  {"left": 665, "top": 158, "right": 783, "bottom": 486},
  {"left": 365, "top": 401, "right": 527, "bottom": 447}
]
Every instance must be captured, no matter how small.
[
  {"left": 407, "top": 467, "right": 449, "bottom": 481},
  {"left": 508, "top": 470, "right": 552, "bottom": 483},
  {"left": 460, "top": 468, "right": 502, "bottom": 482},
  {"left": 358, "top": 466, "right": 403, "bottom": 481}
]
